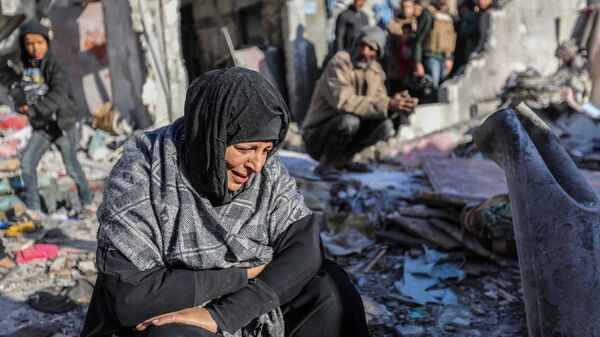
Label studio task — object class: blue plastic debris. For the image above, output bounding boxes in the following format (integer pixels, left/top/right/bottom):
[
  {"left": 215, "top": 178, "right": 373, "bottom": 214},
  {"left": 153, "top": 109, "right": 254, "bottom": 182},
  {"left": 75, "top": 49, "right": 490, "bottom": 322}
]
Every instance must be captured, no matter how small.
[{"left": 394, "top": 246, "right": 465, "bottom": 305}]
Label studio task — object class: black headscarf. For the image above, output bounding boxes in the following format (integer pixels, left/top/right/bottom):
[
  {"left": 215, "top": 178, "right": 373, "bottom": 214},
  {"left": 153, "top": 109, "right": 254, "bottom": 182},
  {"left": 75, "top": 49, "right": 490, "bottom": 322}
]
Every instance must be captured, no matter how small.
[{"left": 183, "top": 67, "right": 290, "bottom": 205}]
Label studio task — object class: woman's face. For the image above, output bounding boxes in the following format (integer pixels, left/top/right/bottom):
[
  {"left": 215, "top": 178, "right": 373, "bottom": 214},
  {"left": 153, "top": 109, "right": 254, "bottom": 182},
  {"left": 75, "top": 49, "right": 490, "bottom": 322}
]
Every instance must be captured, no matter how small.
[{"left": 224, "top": 140, "right": 274, "bottom": 192}]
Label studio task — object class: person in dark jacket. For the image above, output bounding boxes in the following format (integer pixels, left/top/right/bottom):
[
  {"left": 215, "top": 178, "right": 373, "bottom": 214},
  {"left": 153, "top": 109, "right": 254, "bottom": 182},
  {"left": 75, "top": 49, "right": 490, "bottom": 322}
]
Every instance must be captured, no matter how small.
[
  {"left": 0, "top": 20, "right": 93, "bottom": 218},
  {"left": 81, "top": 68, "right": 369, "bottom": 337},
  {"left": 334, "top": 0, "right": 369, "bottom": 52}
]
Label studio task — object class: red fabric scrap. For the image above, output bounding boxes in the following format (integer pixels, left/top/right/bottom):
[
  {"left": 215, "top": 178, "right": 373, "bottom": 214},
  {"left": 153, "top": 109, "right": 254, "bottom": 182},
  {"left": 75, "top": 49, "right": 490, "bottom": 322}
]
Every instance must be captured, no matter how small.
[
  {"left": 0, "top": 114, "right": 28, "bottom": 131},
  {"left": 15, "top": 244, "right": 59, "bottom": 264}
]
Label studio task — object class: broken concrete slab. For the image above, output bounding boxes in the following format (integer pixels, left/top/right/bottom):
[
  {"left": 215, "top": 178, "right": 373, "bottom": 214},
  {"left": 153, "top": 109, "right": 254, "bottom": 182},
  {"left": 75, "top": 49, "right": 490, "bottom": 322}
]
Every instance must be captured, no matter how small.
[
  {"left": 422, "top": 156, "right": 508, "bottom": 203},
  {"left": 422, "top": 156, "right": 600, "bottom": 204}
]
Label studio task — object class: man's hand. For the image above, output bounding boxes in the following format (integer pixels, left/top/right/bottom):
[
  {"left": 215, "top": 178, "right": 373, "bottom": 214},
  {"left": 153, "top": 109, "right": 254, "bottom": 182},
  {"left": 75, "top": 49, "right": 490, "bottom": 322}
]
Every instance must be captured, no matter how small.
[
  {"left": 389, "top": 91, "right": 419, "bottom": 116},
  {"left": 136, "top": 307, "right": 218, "bottom": 333},
  {"left": 415, "top": 63, "right": 425, "bottom": 76},
  {"left": 444, "top": 59, "right": 454, "bottom": 77},
  {"left": 16, "top": 105, "right": 29, "bottom": 116}
]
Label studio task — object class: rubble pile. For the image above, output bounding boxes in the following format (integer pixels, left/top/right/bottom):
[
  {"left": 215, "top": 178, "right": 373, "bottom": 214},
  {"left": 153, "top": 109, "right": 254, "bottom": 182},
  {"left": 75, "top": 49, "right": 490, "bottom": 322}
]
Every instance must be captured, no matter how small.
[
  {"left": 0, "top": 218, "right": 98, "bottom": 336},
  {"left": 498, "top": 6, "right": 600, "bottom": 171},
  {"left": 0, "top": 105, "right": 130, "bottom": 336},
  {"left": 279, "top": 149, "right": 527, "bottom": 336}
]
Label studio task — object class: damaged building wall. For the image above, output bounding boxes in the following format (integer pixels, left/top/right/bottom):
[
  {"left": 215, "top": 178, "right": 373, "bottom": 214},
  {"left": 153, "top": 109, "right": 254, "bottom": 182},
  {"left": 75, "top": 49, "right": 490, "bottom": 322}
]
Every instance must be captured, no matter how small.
[
  {"left": 180, "top": 0, "right": 327, "bottom": 122},
  {"left": 129, "top": 0, "right": 187, "bottom": 127},
  {"left": 180, "top": 0, "right": 284, "bottom": 75},
  {"left": 402, "top": 0, "right": 585, "bottom": 139},
  {"left": 282, "top": 0, "right": 328, "bottom": 123}
]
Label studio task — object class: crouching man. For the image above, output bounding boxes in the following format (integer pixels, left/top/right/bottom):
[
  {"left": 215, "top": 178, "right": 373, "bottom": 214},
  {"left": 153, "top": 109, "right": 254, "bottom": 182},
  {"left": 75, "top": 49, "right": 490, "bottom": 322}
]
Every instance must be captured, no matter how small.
[{"left": 302, "top": 26, "right": 418, "bottom": 181}]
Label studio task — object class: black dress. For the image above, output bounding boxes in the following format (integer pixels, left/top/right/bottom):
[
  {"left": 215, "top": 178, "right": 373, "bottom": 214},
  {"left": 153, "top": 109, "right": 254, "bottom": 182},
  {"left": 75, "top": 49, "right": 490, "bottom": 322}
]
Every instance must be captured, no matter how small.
[{"left": 81, "top": 215, "right": 369, "bottom": 337}]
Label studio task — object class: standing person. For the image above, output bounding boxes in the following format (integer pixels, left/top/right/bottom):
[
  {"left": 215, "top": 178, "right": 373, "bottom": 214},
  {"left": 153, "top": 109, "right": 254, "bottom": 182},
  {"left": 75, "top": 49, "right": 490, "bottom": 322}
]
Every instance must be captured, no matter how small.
[
  {"left": 334, "top": 0, "right": 369, "bottom": 52},
  {"left": 303, "top": 26, "right": 418, "bottom": 181},
  {"left": 386, "top": 0, "right": 418, "bottom": 93},
  {"left": 413, "top": 0, "right": 457, "bottom": 89},
  {"left": 81, "top": 68, "right": 369, "bottom": 337},
  {"left": 452, "top": 0, "right": 479, "bottom": 75},
  {"left": 0, "top": 20, "right": 94, "bottom": 219},
  {"left": 474, "top": 0, "right": 494, "bottom": 53}
]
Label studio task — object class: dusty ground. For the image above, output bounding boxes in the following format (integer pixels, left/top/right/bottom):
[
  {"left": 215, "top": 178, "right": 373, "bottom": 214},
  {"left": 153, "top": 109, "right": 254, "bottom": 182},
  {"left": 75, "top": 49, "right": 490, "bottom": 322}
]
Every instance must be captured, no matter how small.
[{"left": 333, "top": 244, "right": 526, "bottom": 337}]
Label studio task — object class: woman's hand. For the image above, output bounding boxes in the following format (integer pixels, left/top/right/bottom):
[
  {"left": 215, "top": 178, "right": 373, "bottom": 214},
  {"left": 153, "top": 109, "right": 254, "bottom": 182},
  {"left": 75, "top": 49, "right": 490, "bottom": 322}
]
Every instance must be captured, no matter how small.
[
  {"left": 136, "top": 307, "right": 218, "bottom": 333},
  {"left": 246, "top": 259, "right": 271, "bottom": 279}
]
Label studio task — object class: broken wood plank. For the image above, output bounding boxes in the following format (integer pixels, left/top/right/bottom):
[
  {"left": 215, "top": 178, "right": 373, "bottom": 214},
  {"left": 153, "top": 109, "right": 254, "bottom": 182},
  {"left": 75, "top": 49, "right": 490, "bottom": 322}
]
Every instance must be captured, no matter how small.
[
  {"left": 375, "top": 229, "right": 429, "bottom": 248},
  {"left": 387, "top": 293, "right": 420, "bottom": 306},
  {"left": 427, "top": 218, "right": 464, "bottom": 242},
  {"left": 428, "top": 217, "right": 513, "bottom": 267},
  {"left": 389, "top": 215, "right": 462, "bottom": 250},
  {"left": 398, "top": 204, "right": 452, "bottom": 220},
  {"left": 363, "top": 249, "right": 387, "bottom": 273},
  {"left": 412, "top": 191, "right": 474, "bottom": 207}
]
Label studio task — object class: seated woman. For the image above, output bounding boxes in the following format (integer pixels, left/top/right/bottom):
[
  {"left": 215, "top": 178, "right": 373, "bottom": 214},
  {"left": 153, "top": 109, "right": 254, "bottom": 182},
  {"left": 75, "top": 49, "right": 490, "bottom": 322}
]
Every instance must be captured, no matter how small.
[{"left": 81, "top": 68, "right": 369, "bottom": 337}]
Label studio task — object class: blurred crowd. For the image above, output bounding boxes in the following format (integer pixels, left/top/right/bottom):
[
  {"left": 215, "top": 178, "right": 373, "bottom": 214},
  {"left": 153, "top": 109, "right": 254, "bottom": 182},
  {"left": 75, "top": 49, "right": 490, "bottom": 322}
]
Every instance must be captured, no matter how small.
[{"left": 333, "top": 0, "right": 496, "bottom": 103}]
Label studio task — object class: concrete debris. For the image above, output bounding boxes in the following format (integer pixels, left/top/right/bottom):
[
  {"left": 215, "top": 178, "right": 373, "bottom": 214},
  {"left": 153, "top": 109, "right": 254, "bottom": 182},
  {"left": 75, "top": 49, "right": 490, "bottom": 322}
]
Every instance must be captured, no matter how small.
[{"left": 277, "top": 146, "right": 524, "bottom": 335}]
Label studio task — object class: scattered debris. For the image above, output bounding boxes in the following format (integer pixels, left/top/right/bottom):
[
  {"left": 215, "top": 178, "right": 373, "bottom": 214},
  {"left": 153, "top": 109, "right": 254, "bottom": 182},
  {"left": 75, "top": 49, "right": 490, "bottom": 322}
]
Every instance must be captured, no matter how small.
[
  {"left": 389, "top": 215, "right": 462, "bottom": 250},
  {"left": 394, "top": 247, "right": 465, "bottom": 305},
  {"left": 26, "top": 290, "right": 77, "bottom": 314},
  {"left": 394, "top": 324, "right": 424, "bottom": 336},
  {"left": 321, "top": 228, "right": 375, "bottom": 256},
  {"left": 462, "top": 194, "right": 516, "bottom": 256}
]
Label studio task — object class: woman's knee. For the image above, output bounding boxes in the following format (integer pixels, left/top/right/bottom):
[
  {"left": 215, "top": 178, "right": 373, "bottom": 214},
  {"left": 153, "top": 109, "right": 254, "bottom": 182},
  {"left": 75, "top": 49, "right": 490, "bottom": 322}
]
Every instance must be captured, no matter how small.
[
  {"left": 307, "top": 260, "right": 363, "bottom": 312},
  {"left": 285, "top": 260, "right": 368, "bottom": 336}
]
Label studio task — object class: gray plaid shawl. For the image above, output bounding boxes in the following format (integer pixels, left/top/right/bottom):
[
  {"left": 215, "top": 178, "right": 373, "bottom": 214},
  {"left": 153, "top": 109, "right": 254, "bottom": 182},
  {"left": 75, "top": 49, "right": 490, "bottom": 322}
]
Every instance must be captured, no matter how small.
[{"left": 97, "top": 119, "right": 310, "bottom": 336}]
